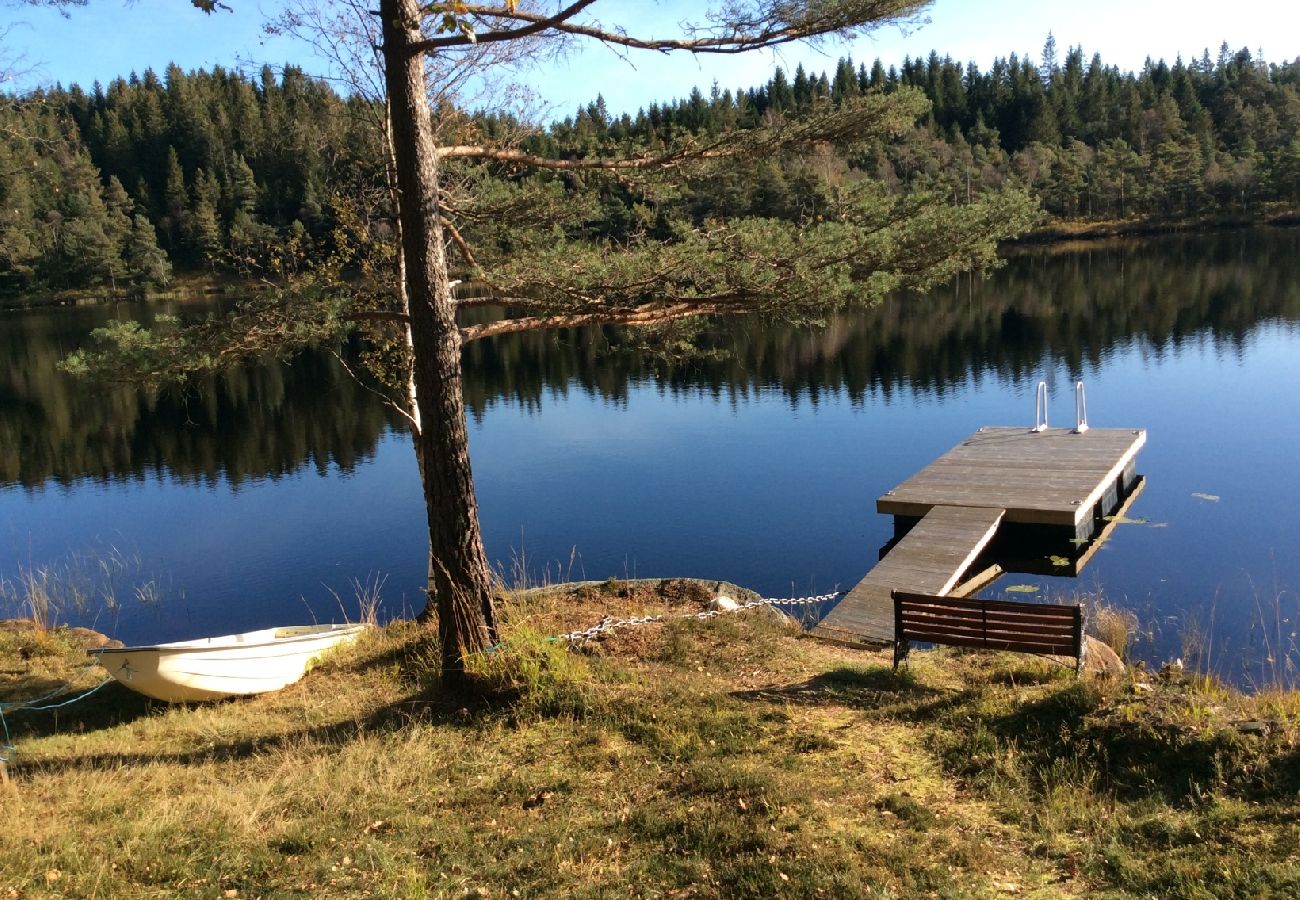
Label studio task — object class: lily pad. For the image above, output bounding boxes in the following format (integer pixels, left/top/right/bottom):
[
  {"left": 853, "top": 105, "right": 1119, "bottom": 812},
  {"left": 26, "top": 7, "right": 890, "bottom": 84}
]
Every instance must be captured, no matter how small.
[
  {"left": 1004, "top": 584, "right": 1040, "bottom": 594},
  {"left": 1048, "top": 555, "right": 1070, "bottom": 567},
  {"left": 1191, "top": 492, "right": 1220, "bottom": 502}
]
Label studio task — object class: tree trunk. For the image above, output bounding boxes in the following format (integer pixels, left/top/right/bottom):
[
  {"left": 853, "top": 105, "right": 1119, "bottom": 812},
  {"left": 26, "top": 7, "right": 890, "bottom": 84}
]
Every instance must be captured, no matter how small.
[{"left": 380, "top": 0, "right": 498, "bottom": 685}]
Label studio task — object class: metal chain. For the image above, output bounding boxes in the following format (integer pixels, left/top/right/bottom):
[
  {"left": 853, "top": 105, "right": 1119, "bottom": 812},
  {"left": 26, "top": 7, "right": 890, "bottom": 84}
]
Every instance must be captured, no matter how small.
[{"left": 562, "top": 591, "right": 843, "bottom": 648}]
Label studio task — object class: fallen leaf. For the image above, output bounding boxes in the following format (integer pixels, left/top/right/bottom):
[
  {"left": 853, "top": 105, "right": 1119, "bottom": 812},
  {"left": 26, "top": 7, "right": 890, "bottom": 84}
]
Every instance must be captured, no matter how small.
[
  {"left": 1192, "top": 492, "right": 1220, "bottom": 501},
  {"left": 1004, "top": 584, "right": 1039, "bottom": 594}
]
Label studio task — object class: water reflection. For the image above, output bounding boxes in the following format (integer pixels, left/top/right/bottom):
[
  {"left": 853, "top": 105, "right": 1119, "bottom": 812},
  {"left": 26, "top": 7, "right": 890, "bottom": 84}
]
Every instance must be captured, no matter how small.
[
  {"left": 4, "top": 229, "right": 1297, "bottom": 490},
  {"left": 3, "top": 228, "right": 1299, "bottom": 683},
  {"left": 0, "top": 303, "right": 402, "bottom": 489},
  {"left": 466, "top": 228, "right": 1300, "bottom": 412}
]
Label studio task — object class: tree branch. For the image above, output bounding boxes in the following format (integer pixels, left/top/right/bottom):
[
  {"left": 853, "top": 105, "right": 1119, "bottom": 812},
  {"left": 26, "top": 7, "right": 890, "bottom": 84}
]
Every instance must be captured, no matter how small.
[
  {"left": 436, "top": 143, "right": 715, "bottom": 168},
  {"left": 459, "top": 301, "right": 736, "bottom": 342},
  {"left": 440, "top": 214, "right": 482, "bottom": 271},
  {"left": 409, "top": 0, "right": 598, "bottom": 53},
  {"left": 346, "top": 310, "right": 412, "bottom": 323},
  {"left": 412, "top": 1, "right": 927, "bottom": 55}
]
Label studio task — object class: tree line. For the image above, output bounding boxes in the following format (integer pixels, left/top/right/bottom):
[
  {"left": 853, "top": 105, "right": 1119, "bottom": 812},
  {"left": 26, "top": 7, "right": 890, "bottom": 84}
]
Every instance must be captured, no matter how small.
[
  {"left": 2, "top": 41, "right": 1298, "bottom": 297},
  {"left": 9, "top": 228, "right": 1298, "bottom": 490},
  {"left": 543, "top": 40, "right": 1300, "bottom": 222}
]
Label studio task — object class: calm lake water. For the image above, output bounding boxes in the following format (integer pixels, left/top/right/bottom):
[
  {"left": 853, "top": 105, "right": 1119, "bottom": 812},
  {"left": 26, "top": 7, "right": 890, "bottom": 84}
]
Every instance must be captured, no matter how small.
[{"left": 3, "top": 229, "right": 1299, "bottom": 685}]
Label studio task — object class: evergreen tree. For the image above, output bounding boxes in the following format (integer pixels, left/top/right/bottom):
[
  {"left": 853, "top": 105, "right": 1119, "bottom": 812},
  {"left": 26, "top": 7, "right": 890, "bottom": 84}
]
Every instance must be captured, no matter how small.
[{"left": 124, "top": 214, "right": 172, "bottom": 288}]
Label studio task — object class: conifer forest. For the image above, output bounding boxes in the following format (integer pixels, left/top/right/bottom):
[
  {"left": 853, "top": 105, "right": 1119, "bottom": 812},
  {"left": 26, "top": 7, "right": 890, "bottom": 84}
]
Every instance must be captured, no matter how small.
[{"left": 2, "top": 42, "right": 1298, "bottom": 296}]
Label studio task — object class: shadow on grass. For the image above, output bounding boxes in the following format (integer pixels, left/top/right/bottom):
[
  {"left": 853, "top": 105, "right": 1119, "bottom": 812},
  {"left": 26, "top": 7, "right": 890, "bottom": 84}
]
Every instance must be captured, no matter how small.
[
  {"left": 4, "top": 641, "right": 555, "bottom": 778},
  {"left": 3, "top": 680, "right": 155, "bottom": 743},
  {"left": 731, "top": 665, "right": 943, "bottom": 711}
]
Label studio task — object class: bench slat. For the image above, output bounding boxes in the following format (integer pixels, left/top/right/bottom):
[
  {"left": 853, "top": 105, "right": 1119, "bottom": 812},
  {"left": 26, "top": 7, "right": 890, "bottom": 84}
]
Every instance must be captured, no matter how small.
[
  {"left": 899, "top": 622, "right": 1077, "bottom": 652},
  {"left": 892, "top": 590, "right": 1085, "bottom": 676},
  {"left": 902, "top": 632, "right": 1077, "bottom": 655},
  {"left": 894, "top": 592, "right": 1079, "bottom": 618},
  {"left": 899, "top": 618, "right": 1078, "bottom": 641},
  {"left": 900, "top": 607, "right": 1081, "bottom": 630}
]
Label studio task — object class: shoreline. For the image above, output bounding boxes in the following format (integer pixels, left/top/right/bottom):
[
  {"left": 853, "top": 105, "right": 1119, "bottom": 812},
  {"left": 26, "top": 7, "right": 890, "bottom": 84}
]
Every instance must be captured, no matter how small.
[{"left": 5, "top": 212, "right": 1299, "bottom": 311}]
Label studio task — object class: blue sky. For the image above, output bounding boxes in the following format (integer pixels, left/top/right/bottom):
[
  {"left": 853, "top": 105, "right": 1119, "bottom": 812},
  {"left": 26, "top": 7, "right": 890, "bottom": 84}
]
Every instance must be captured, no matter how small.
[{"left": 6, "top": 0, "right": 1298, "bottom": 118}]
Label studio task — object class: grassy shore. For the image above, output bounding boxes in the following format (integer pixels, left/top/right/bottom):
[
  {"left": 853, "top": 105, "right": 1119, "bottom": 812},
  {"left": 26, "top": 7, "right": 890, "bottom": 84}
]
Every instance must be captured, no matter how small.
[{"left": 3, "top": 581, "right": 1298, "bottom": 898}]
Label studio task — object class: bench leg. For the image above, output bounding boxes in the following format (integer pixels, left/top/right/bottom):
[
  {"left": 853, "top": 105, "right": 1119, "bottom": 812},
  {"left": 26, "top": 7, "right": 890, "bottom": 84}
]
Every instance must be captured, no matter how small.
[{"left": 893, "top": 639, "right": 909, "bottom": 671}]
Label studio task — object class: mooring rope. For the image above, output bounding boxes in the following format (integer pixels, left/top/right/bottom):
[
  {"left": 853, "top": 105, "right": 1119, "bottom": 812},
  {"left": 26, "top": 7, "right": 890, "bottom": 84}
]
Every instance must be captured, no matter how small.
[{"left": 0, "top": 665, "right": 115, "bottom": 764}]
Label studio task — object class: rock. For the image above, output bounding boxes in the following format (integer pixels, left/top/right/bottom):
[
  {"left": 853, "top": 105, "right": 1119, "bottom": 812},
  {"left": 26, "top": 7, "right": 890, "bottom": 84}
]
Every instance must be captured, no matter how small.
[
  {"left": 1083, "top": 636, "right": 1125, "bottom": 676},
  {"left": 1044, "top": 636, "right": 1124, "bottom": 676},
  {"left": 708, "top": 595, "right": 740, "bottom": 612},
  {"left": 1236, "top": 720, "right": 1271, "bottom": 736},
  {"left": 63, "top": 626, "right": 123, "bottom": 650},
  {"left": 0, "top": 619, "right": 121, "bottom": 650}
]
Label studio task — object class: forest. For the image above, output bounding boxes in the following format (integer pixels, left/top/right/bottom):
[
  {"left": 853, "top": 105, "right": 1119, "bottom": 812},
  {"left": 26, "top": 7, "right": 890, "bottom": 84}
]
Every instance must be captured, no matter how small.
[{"left": 1, "top": 40, "right": 1298, "bottom": 296}]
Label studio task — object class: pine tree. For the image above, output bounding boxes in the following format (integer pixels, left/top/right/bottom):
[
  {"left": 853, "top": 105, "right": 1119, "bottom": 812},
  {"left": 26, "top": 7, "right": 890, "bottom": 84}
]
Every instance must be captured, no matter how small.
[
  {"left": 162, "top": 146, "right": 188, "bottom": 256},
  {"left": 189, "top": 167, "right": 222, "bottom": 267},
  {"left": 124, "top": 214, "right": 173, "bottom": 289}
]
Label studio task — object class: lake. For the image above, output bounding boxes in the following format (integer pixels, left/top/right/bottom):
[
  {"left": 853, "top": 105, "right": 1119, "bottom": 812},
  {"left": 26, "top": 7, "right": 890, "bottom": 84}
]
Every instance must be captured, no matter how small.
[{"left": 3, "top": 228, "right": 1299, "bottom": 686}]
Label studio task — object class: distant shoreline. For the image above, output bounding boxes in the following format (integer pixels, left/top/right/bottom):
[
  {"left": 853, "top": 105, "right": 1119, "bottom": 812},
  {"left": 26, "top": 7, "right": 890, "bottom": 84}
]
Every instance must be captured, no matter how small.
[{"left": 6, "top": 212, "right": 1298, "bottom": 311}]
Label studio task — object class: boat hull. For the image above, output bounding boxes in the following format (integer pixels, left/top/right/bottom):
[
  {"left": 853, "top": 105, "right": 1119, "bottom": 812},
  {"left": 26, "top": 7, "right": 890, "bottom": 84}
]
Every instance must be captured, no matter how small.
[{"left": 94, "top": 624, "right": 372, "bottom": 702}]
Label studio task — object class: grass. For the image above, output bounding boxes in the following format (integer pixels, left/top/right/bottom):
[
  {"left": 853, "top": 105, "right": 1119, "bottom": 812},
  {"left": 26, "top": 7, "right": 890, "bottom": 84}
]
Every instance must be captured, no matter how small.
[{"left": 2, "top": 581, "right": 1299, "bottom": 898}]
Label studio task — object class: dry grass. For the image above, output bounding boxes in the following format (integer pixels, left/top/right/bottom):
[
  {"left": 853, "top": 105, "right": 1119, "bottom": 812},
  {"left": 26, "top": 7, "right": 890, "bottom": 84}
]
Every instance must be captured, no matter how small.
[{"left": 2, "top": 583, "right": 1299, "bottom": 898}]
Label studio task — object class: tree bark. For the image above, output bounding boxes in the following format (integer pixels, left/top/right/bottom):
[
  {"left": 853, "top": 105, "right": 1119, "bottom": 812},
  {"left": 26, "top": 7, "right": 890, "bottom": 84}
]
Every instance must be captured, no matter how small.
[{"left": 380, "top": 0, "right": 498, "bottom": 685}]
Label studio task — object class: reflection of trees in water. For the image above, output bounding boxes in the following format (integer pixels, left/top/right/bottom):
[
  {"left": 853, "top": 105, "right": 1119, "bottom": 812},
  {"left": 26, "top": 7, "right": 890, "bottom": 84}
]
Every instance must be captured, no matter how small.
[
  {"left": 4, "top": 230, "right": 1298, "bottom": 486},
  {"left": 0, "top": 303, "right": 402, "bottom": 488},
  {"left": 462, "top": 230, "right": 1300, "bottom": 414}
]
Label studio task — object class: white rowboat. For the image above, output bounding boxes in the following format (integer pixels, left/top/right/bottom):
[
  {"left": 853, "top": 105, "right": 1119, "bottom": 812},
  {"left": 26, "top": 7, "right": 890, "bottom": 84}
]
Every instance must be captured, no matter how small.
[{"left": 94, "top": 623, "right": 372, "bottom": 702}]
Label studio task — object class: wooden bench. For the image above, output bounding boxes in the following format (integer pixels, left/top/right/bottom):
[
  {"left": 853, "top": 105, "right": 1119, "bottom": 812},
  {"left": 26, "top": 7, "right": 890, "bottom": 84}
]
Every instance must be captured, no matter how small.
[{"left": 892, "top": 591, "right": 1087, "bottom": 676}]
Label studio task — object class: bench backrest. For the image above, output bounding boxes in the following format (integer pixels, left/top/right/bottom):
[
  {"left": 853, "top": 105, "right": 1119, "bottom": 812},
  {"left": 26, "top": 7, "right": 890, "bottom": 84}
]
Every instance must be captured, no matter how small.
[{"left": 892, "top": 591, "right": 1085, "bottom": 673}]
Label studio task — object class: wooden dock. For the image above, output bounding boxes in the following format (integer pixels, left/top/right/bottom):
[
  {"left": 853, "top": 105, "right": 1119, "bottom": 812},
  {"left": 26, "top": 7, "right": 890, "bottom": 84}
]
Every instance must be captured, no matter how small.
[{"left": 812, "top": 426, "right": 1146, "bottom": 646}]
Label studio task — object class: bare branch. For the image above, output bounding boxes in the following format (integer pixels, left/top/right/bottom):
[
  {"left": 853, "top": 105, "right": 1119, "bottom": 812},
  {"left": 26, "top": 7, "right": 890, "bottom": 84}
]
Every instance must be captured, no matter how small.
[
  {"left": 409, "top": 0, "right": 598, "bottom": 53},
  {"left": 345, "top": 310, "right": 412, "bottom": 323},
  {"left": 329, "top": 348, "right": 420, "bottom": 429},
  {"left": 459, "top": 300, "right": 739, "bottom": 342},
  {"left": 440, "top": 215, "right": 482, "bottom": 271},
  {"left": 436, "top": 142, "right": 715, "bottom": 169},
  {"left": 412, "top": 1, "right": 928, "bottom": 56}
]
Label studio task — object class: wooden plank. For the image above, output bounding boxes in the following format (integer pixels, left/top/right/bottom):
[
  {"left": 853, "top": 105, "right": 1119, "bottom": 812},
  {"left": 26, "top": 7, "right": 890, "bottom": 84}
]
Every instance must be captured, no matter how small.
[
  {"left": 902, "top": 632, "right": 1076, "bottom": 655},
  {"left": 896, "top": 592, "right": 1080, "bottom": 617},
  {"left": 899, "top": 613, "right": 1078, "bottom": 635},
  {"left": 899, "top": 622, "right": 1077, "bottom": 645},
  {"left": 900, "top": 619, "right": 1076, "bottom": 643},
  {"left": 892, "top": 591, "right": 1084, "bottom": 660},
  {"left": 877, "top": 426, "right": 1146, "bottom": 526},
  {"left": 899, "top": 605, "right": 1079, "bottom": 627},
  {"left": 812, "top": 505, "right": 1005, "bottom": 645}
]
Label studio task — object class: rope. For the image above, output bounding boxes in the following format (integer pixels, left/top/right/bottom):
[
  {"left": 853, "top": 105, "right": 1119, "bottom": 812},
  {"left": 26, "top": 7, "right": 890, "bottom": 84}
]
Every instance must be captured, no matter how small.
[
  {"left": 0, "top": 662, "right": 109, "bottom": 713},
  {"left": 0, "top": 665, "right": 114, "bottom": 765}
]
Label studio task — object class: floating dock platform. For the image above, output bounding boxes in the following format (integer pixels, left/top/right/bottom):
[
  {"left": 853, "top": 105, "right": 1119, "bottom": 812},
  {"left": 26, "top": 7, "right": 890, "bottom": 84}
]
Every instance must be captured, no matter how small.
[{"left": 812, "top": 426, "right": 1146, "bottom": 646}]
